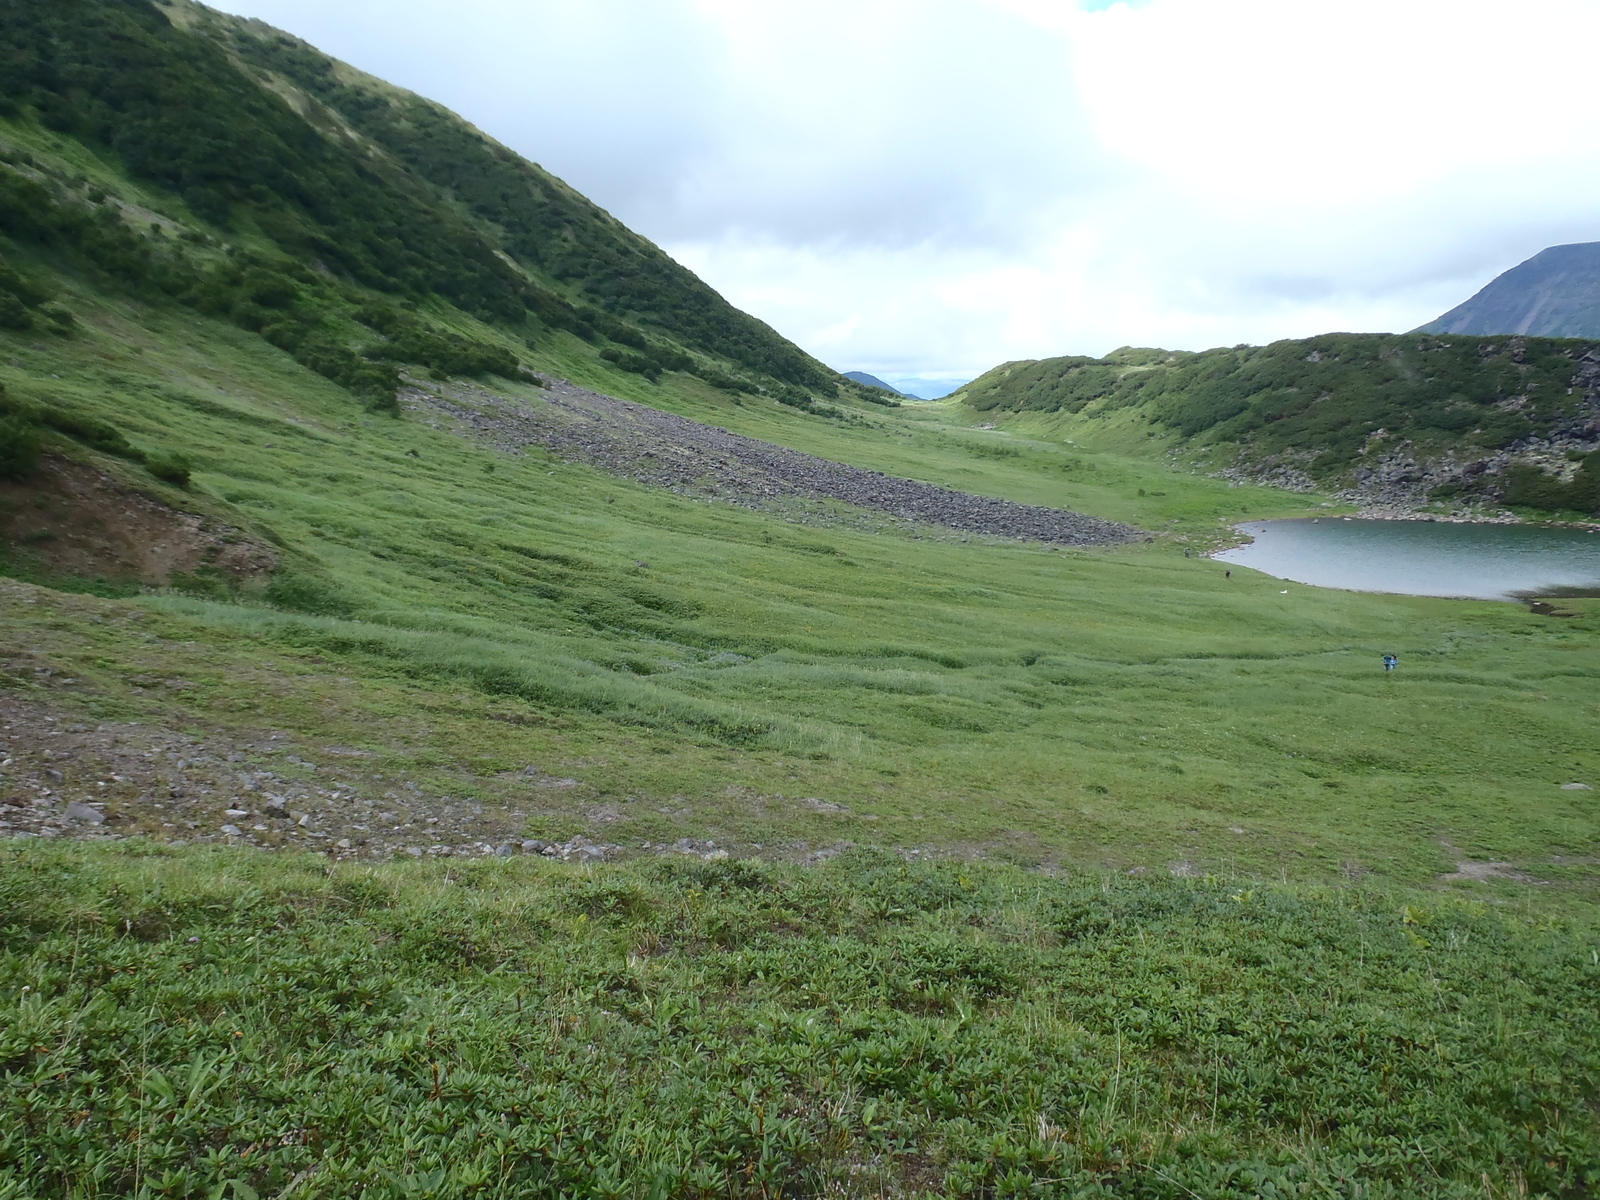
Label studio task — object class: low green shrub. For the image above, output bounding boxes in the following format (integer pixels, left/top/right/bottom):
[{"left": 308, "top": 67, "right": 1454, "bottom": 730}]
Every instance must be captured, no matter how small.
[
  {"left": 0, "top": 291, "right": 30, "bottom": 330},
  {"left": 37, "top": 302, "right": 75, "bottom": 332},
  {"left": 38, "top": 405, "right": 141, "bottom": 459},
  {"left": 1, "top": 845, "right": 1595, "bottom": 1198},
  {"left": 0, "top": 252, "right": 52, "bottom": 332},
  {"left": 0, "top": 414, "right": 41, "bottom": 479},
  {"left": 262, "top": 319, "right": 401, "bottom": 412},
  {"left": 167, "top": 566, "right": 233, "bottom": 599},
  {"left": 357, "top": 304, "right": 522, "bottom": 380},
  {"left": 600, "top": 345, "right": 662, "bottom": 382},
  {"left": 1502, "top": 452, "right": 1600, "bottom": 514},
  {"left": 144, "top": 450, "right": 191, "bottom": 487},
  {"left": 261, "top": 571, "right": 356, "bottom": 617},
  {"left": 693, "top": 364, "right": 760, "bottom": 394},
  {"left": 0, "top": 384, "right": 172, "bottom": 472}
]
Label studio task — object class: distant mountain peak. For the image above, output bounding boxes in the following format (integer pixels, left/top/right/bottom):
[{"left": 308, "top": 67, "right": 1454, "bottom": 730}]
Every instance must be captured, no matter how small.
[
  {"left": 1420, "top": 242, "right": 1600, "bottom": 338},
  {"left": 843, "top": 371, "right": 909, "bottom": 396}
]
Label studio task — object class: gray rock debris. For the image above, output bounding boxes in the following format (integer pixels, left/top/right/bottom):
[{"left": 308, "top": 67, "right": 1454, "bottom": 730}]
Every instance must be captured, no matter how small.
[
  {"left": 403, "top": 379, "right": 1141, "bottom": 547},
  {"left": 666, "top": 837, "right": 726, "bottom": 860},
  {"left": 548, "top": 835, "right": 612, "bottom": 862},
  {"left": 377, "top": 836, "right": 622, "bottom": 862}
]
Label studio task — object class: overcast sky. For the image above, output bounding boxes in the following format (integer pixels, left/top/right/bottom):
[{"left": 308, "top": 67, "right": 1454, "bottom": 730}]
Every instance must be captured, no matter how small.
[{"left": 211, "top": 0, "right": 1600, "bottom": 393}]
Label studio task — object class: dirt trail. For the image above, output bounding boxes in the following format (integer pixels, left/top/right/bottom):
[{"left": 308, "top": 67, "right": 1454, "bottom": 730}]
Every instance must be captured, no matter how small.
[{"left": 406, "top": 378, "right": 1141, "bottom": 547}]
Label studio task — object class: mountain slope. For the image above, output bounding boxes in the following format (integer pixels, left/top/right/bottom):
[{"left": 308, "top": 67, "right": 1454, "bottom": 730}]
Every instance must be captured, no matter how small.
[
  {"left": 959, "top": 334, "right": 1600, "bottom": 514},
  {"left": 220, "top": 13, "right": 835, "bottom": 389},
  {"left": 1421, "top": 242, "right": 1600, "bottom": 338},
  {"left": 0, "top": 0, "right": 839, "bottom": 407},
  {"left": 842, "top": 370, "right": 907, "bottom": 395}
]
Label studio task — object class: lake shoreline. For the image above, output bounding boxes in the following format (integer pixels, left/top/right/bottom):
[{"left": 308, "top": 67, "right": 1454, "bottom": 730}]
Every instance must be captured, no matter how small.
[
  {"left": 1210, "top": 516, "right": 1600, "bottom": 601},
  {"left": 1348, "top": 503, "right": 1600, "bottom": 530}
]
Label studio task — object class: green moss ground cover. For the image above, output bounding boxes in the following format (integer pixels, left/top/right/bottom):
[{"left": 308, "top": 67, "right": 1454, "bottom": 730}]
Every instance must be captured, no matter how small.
[{"left": 3, "top": 845, "right": 1597, "bottom": 1199}]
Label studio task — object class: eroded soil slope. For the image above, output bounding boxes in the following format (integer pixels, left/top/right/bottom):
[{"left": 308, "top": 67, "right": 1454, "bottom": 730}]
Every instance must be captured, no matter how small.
[{"left": 0, "top": 455, "right": 277, "bottom": 585}]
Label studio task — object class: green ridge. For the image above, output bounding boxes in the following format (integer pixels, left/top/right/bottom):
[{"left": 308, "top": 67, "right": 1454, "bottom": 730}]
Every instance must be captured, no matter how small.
[
  {"left": 959, "top": 334, "right": 1600, "bottom": 513},
  {"left": 0, "top": 0, "right": 843, "bottom": 411}
]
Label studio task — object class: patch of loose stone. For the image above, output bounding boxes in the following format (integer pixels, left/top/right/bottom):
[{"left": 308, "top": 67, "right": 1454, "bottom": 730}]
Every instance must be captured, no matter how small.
[
  {"left": 1, "top": 691, "right": 940, "bottom": 870},
  {"left": 0, "top": 692, "right": 559, "bottom": 860},
  {"left": 403, "top": 376, "right": 1142, "bottom": 547}
]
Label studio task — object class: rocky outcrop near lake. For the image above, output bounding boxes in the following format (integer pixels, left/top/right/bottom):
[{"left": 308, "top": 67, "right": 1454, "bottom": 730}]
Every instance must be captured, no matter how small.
[
  {"left": 1215, "top": 345, "right": 1600, "bottom": 518},
  {"left": 963, "top": 331, "right": 1600, "bottom": 520}
]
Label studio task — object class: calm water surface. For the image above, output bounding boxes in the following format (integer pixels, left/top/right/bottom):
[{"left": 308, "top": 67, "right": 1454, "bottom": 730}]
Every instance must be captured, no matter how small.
[{"left": 1215, "top": 518, "right": 1600, "bottom": 600}]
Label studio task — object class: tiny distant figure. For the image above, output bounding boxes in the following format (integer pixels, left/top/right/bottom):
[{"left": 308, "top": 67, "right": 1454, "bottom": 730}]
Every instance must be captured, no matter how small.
[
  {"left": 1383, "top": 654, "right": 1397, "bottom": 672},
  {"left": 1225, "top": 569, "right": 1231, "bottom": 579},
  {"left": 1184, "top": 549, "right": 1191, "bottom": 558}
]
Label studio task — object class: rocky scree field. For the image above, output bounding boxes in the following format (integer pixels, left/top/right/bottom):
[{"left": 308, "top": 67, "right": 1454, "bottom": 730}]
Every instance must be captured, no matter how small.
[{"left": 407, "top": 375, "right": 1139, "bottom": 546}]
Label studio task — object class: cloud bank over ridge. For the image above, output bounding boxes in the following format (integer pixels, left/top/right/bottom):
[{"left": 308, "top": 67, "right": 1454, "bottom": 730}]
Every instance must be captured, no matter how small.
[{"left": 212, "top": 0, "right": 1600, "bottom": 383}]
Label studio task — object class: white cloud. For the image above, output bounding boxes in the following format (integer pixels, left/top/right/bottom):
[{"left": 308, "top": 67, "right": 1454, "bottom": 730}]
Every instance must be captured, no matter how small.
[{"left": 210, "top": 0, "right": 1600, "bottom": 378}]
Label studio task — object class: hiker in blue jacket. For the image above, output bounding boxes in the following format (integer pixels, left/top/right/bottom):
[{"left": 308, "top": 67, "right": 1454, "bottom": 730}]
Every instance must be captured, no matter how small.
[{"left": 1383, "top": 654, "right": 1397, "bottom": 672}]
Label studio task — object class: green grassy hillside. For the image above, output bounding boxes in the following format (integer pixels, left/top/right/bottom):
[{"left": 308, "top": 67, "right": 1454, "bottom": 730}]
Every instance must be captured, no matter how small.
[
  {"left": 1, "top": 2, "right": 1598, "bottom": 1194},
  {"left": 958, "top": 336, "right": 1600, "bottom": 516},
  {"left": 0, "top": 288, "right": 1596, "bottom": 892},
  {"left": 0, "top": 0, "right": 851, "bottom": 415}
]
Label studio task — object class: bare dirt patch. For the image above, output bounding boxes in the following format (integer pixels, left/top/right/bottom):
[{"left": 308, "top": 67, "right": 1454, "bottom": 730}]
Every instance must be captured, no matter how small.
[
  {"left": 0, "top": 454, "right": 276, "bottom": 585},
  {"left": 1438, "top": 860, "right": 1549, "bottom": 885}
]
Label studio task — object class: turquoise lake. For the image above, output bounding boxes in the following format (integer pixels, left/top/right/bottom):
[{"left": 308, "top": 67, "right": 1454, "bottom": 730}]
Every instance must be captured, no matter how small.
[{"left": 1214, "top": 518, "right": 1600, "bottom": 600}]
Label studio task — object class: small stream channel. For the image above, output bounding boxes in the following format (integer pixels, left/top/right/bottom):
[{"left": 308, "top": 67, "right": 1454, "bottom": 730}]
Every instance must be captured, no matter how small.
[{"left": 1214, "top": 518, "right": 1600, "bottom": 601}]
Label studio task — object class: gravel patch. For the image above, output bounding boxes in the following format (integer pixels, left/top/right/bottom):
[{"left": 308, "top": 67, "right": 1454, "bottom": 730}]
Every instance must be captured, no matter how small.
[
  {"left": 0, "top": 693, "right": 572, "bottom": 861},
  {"left": 405, "top": 377, "right": 1141, "bottom": 547},
  {"left": 0, "top": 691, "right": 791, "bottom": 866}
]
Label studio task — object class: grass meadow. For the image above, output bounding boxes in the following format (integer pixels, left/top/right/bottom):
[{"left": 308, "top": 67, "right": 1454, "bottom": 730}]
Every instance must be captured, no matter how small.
[
  {"left": 2, "top": 286, "right": 1598, "bottom": 1196},
  {"left": 6, "top": 293, "right": 1598, "bottom": 890}
]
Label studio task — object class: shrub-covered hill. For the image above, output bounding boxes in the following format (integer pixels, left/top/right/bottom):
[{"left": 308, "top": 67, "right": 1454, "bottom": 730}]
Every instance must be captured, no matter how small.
[
  {"left": 959, "top": 335, "right": 1600, "bottom": 514},
  {"left": 0, "top": 0, "right": 843, "bottom": 410}
]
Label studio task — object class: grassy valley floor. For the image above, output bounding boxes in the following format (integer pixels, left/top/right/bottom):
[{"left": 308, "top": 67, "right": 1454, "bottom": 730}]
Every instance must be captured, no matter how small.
[
  {"left": 1, "top": 9, "right": 1596, "bottom": 1191},
  {"left": 2, "top": 273, "right": 1598, "bottom": 1199}
]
